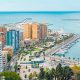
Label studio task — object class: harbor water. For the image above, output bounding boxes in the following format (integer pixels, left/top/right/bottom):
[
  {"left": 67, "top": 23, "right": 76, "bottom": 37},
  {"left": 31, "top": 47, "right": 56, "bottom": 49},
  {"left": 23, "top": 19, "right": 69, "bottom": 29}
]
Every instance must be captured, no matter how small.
[{"left": 0, "top": 12, "right": 80, "bottom": 59}]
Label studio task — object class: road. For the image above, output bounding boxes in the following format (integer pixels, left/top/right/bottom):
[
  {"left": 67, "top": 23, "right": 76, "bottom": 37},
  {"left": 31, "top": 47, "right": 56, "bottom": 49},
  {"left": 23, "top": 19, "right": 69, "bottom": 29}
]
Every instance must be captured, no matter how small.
[{"left": 8, "top": 53, "right": 19, "bottom": 71}]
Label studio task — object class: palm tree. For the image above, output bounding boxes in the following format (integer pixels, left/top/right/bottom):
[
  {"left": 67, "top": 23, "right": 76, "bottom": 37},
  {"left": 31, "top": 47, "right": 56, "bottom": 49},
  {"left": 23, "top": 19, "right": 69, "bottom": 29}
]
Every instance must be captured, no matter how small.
[
  {"left": 77, "top": 58, "right": 79, "bottom": 64},
  {"left": 50, "top": 68, "right": 57, "bottom": 80}
]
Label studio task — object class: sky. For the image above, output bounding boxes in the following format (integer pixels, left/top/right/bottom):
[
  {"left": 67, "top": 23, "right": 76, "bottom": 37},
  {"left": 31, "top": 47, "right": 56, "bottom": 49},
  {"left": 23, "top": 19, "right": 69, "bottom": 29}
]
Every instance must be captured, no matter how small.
[{"left": 0, "top": 0, "right": 80, "bottom": 11}]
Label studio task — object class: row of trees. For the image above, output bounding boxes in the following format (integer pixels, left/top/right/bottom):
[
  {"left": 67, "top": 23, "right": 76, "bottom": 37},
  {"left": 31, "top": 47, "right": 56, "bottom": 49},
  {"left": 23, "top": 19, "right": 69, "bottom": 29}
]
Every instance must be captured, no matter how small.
[{"left": 28, "top": 63, "right": 74, "bottom": 80}]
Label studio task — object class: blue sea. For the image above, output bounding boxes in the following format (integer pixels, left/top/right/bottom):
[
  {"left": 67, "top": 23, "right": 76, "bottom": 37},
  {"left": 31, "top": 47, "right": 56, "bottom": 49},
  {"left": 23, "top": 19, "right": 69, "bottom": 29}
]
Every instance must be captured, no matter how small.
[{"left": 0, "top": 11, "right": 80, "bottom": 59}]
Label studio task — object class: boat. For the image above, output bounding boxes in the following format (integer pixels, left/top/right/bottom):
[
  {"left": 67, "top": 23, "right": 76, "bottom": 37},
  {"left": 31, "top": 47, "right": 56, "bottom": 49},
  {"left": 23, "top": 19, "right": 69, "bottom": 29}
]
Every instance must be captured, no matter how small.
[
  {"left": 64, "top": 47, "right": 68, "bottom": 50},
  {"left": 55, "top": 49, "right": 68, "bottom": 56},
  {"left": 64, "top": 49, "right": 68, "bottom": 53},
  {"left": 67, "top": 45, "right": 72, "bottom": 49}
]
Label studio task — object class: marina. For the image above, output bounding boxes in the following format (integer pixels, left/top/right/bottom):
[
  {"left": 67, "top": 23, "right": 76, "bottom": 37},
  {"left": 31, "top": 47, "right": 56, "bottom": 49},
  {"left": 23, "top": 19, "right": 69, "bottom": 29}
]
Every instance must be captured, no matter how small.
[{"left": 46, "top": 34, "right": 80, "bottom": 56}]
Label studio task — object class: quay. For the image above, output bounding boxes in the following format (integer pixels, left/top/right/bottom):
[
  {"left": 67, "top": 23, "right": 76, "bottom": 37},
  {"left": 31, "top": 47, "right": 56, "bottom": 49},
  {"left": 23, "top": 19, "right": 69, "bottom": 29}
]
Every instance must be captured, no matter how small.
[{"left": 45, "top": 34, "right": 80, "bottom": 56}]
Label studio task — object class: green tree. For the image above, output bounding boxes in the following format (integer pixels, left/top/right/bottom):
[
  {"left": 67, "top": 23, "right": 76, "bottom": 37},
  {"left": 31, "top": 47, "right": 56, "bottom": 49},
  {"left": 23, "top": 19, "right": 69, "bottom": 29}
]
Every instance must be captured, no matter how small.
[
  {"left": 7, "top": 54, "right": 12, "bottom": 62},
  {"left": 36, "top": 64, "right": 74, "bottom": 80},
  {"left": 0, "top": 71, "right": 21, "bottom": 80},
  {"left": 50, "top": 68, "right": 57, "bottom": 80},
  {"left": 45, "top": 68, "right": 49, "bottom": 72},
  {"left": 45, "top": 72, "right": 51, "bottom": 80},
  {"left": 45, "top": 68, "right": 54, "bottom": 80},
  {"left": 38, "top": 67, "right": 45, "bottom": 80},
  {"left": 14, "top": 62, "right": 18, "bottom": 72},
  {"left": 28, "top": 73, "right": 33, "bottom": 80},
  {"left": 26, "top": 66, "right": 27, "bottom": 69},
  {"left": 32, "top": 71, "right": 37, "bottom": 78},
  {"left": 56, "top": 63, "right": 63, "bottom": 80},
  {"left": 62, "top": 66, "right": 73, "bottom": 80},
  {"left": 25, "top": 74, "right": 27, "bottom": 78}
]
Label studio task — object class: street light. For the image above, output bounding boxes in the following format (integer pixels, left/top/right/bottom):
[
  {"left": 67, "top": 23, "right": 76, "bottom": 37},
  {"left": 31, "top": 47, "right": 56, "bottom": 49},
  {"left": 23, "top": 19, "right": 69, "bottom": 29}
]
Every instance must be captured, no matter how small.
[{"left": 62, "top": 35, "right": 64, "bottom": 46}]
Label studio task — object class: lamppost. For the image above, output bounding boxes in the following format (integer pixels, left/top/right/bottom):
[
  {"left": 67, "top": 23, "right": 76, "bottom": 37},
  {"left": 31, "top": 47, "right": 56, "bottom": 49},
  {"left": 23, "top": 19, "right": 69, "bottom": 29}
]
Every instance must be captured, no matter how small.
[{"left": 62, "top": 34, "right": 65, "bottom": 46}]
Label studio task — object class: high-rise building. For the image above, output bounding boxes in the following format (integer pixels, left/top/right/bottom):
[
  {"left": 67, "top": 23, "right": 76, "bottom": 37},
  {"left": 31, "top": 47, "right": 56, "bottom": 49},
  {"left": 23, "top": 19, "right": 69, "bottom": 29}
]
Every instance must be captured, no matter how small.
[
  {"left": 24, "top": 23, "right": 32, "bottom": 40},
  {"left": 0, "top": 42, "right": 3, "bottom": 72},
  {"left": 40, "top": 24, "right": 47, "bottom": 39},
  {"left": 0, "top": 27, "right": 7, "bottom": 48},
  {"left": 7, "top": 29, "right": 20, "bottom": 52},
  {"left": 24, "top": 23, "right": 47, "bottom": 40},
  {"left": 20, "top": 31, "right": 24, "bottom": 41},
  {"left": 32, "top": 23, "right": 41, "bottom": 40}
]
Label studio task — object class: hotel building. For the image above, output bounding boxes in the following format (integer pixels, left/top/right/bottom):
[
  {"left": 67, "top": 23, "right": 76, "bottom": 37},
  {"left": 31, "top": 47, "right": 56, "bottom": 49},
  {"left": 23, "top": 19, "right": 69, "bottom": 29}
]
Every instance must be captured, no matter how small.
[
  {"left": 7, "top": 29, "right": 20, "bottom": 52},
  {"left": 24, "top": 23, "right": 32, "bottom": 40},
  {"left": 20, "top": 31, "right": 24, "bottom": 41},
  {"left": 24, "top": 23, "right": 47, "bottom": 40},
  {"left": 32, "top": 23, "right": 41, "bottom": 40},
  {"left": 40, "top": 24, "right": 47, "bottom": 39}
]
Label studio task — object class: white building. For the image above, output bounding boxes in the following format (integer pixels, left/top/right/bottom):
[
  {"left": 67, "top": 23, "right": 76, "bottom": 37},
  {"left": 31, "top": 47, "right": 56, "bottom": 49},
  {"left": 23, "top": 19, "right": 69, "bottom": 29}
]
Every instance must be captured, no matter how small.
[
  {"left": 2, "top": 51, "right": 8, "bottom": 66},
  {"left": 0, "top": 42, "right": 3, "bottom": 72}
]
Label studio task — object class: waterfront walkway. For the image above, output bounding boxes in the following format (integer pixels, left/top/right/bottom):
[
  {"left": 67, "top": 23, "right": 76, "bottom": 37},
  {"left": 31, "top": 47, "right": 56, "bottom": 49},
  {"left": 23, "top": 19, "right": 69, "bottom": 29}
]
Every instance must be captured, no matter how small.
[{"left": 45, "top": 34, "right": 80, "bottom": 56}]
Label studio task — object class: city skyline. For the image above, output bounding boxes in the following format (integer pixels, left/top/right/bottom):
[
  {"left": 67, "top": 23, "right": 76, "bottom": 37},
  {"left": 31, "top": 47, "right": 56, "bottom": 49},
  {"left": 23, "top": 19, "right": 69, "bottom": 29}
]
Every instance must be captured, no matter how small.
[
  {"left": 0, "top": 1, "right": 80, "bottom": 80},
  {"left": 0, "top": 0, "right": 80, "bottom": 11}
]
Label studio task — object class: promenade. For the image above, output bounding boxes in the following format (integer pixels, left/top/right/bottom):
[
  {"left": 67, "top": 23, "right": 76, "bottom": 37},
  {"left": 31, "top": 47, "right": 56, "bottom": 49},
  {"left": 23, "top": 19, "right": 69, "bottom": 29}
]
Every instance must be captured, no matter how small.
[{"left": 45, "top": 34, "right": 80, "bottom": 56}]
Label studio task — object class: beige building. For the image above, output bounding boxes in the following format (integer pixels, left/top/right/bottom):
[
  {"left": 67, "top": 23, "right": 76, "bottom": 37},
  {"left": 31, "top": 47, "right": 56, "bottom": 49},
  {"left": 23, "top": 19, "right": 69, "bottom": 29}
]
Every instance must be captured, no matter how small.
[
  {"left": 3, "top": 46, "right": 13, "bottom": 56},
  {"left": 24, "top": 23, "right": 32, "bottom": 40},
  {"left": 0, "top": 27, "right": 7, "bottom": 47},
  {"left": 32, "top": 23, "right": 41, "bottom": 40},
  {"left": 20, "top": 40, "right": 24, "bottom": 48},
  {"left": 2, "top": 51, "right": 8, "bottom": 66},
  {"left": 24, "top": 23, "right": 47, "bottom": 40},
  {"left": 40, "top": 24, "right": 47, "bottom": 39}
]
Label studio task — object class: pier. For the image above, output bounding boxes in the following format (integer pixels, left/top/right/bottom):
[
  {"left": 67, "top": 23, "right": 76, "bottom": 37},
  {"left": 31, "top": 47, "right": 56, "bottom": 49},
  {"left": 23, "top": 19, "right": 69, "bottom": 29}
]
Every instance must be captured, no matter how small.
[{"left": 45, "top": 34, "right": 80, "bottom": 56}]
